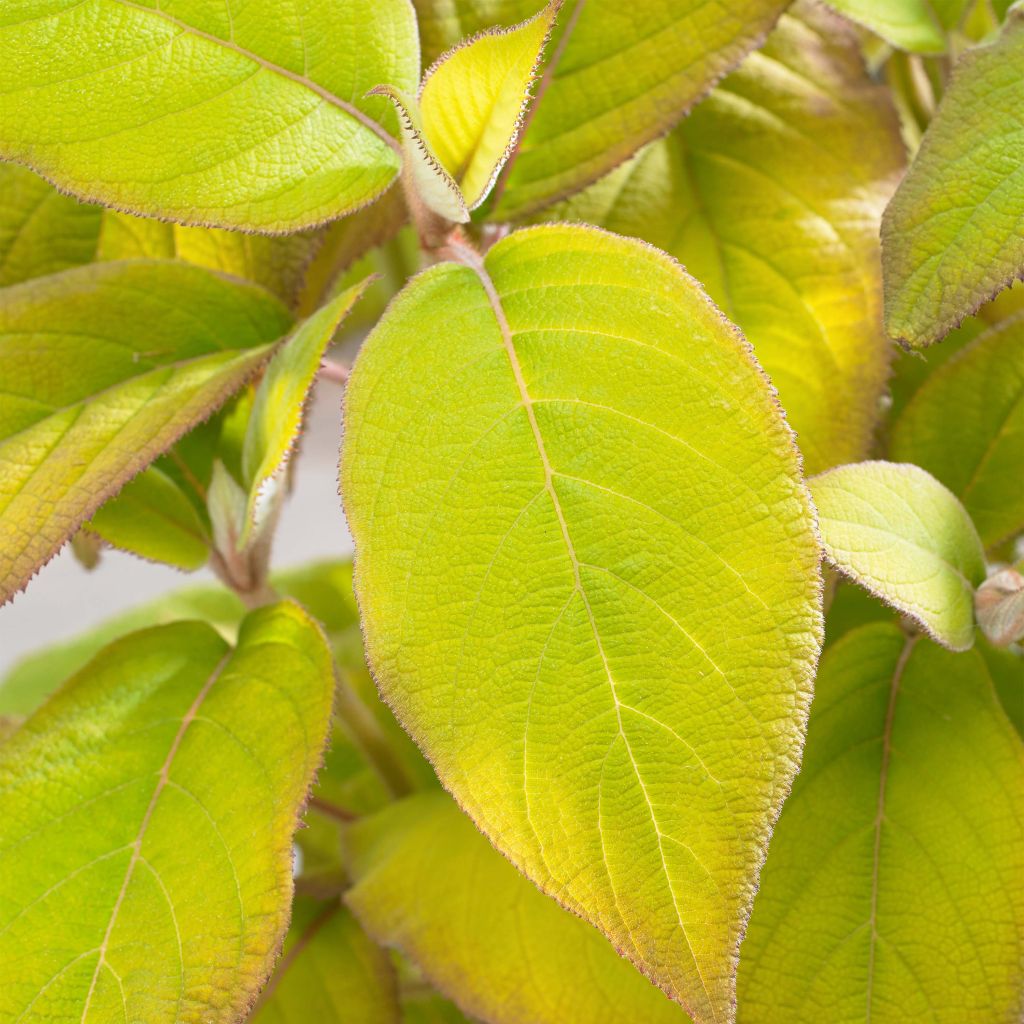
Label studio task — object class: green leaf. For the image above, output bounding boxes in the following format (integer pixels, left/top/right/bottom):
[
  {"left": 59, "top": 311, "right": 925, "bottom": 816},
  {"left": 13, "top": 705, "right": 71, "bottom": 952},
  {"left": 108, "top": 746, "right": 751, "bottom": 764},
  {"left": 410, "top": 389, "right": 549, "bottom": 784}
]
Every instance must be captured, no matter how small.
[
  {"left": 342, "top": 224, "right": 822, "bottom": 1022},
  {"left": 978, "top": 635, "right": 1024, "bottom": 737},
  {"left": 347, "top": 792, "right": 691, "bottom": 1024},
  {"left": 0, "top": 600, "right": 336, "bottom": 1023},
  {"left": 809, "top": 461, "right": 987, "bottom": 651},
  {"left": 0, "top": 260, "right": 293, "bottom": 603},
  {"left": 739, "top": 623, "right": 1024, "bottom": 1022},
  {"left": 86, "top": 465, "right": 210, "bottom": 570},
  {"left": 419, "top": 1, "right": 557, "bottom": 209},
  {"left": 0, "top": 164, "right": 102, "bottom": 286},
  {"left": 541, "top": 5, "right": 904, "bottom": 474},
  {"left": 823, "top": 0, "right": 968, "bottom": 53},
  {"left": 882, "top": 7, "right": 1024, "bottom": 347},
  {"left": 0, "top": 0, "right": 419, "bottom": 232},
  {"left": 890, "top": 313, "right": 1024, "bottom": 548},
  {"left": 250, "top": 897, "right": 399, "bottom": 1024}
]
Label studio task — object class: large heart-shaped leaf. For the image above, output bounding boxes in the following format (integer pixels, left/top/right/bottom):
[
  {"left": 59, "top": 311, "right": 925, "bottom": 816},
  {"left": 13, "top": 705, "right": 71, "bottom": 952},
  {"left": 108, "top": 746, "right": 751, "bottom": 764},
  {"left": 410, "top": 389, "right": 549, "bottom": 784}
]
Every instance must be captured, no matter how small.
[
  {"left": 346, "top": 792, "right": 690, "bottom": 1024},
  {"left": 739, "top": 623, "right": 1024, "bottom": 1022},
  {"left": 0, "top": 260, "right": 293, "bottom": 603},
  {"left": 882, "top": 7, "right": 1024, "bottom": 347},
  {"left": 542, "top": 5, "right": 904, "bottom": 474},
  {"left": 342, "top": 224, "right": 822, "bottom": 1023},
  {"left": 0, "top": 0, "right": 419, "bottom": 232},
  {"left": 0, "top": 601, "right": 336, "bottom": 1023}
]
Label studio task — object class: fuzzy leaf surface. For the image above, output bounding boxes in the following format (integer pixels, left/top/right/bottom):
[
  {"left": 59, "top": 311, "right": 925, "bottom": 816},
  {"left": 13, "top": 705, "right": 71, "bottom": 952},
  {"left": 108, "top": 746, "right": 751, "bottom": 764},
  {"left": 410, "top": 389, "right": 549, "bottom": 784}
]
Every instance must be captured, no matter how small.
[
  {"left": 0, "top": 601, "right": 336, "bottom": 1023},
  {"left": 342, "top": 224, "right": 822, "bottom": 1023}
]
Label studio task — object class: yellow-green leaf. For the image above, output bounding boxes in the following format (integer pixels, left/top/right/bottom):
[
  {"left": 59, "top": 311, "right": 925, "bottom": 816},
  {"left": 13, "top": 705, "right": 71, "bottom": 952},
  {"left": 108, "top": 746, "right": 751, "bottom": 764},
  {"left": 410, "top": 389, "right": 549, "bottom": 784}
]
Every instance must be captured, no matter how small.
[
  {"left": 0, "top": 601, "right": 336, "bottom": 1023},
  {"left": 0, "top": 260, "right": 293, "bottom": 603},
  {"left": 739, "top": 624, "right": 1024, "bottom": 1023},
  {"left": 419, "top": 1, "right": 557, "bottom": 209},
  {"left": 882, "top": 7, "right": 1024, "bottom": 347},
  {"left": 543, "top": 5, "right": 904, "bottom": 474},
  {"left": 347, "top": 792, "right": 691, "bottom": 1024},
  {"left": 342, "top": 224, "right": 822, "bottom": 1023},
  {"left": 823, "top": 0, "right": 968, "bottom": 53},
  {"left": 809, "top": 461, "right": 987, "bottom": 651},
  {"left": 890, "top": 313, "right": 1024, "bottom": 548},
  {"left": 0, "top": 0, "right": 418, "bottom": 232}
]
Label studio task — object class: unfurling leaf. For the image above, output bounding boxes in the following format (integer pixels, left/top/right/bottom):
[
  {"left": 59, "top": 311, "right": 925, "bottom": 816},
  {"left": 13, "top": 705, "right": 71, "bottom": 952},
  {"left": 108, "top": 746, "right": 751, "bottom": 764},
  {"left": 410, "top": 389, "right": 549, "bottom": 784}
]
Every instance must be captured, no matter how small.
[
  {"left": 975, "top": 567, "right": 1024, "bottom": 647},
  {"left": 809, "top": 461, "right": 987, "bottom": 651},
  {"left": 823, "top": 0, "right": 968, "bottom": 53},
  {"left": 0, "top": 261, "right": 294, "bottom": 603},
  {"left": 890, "top": 313, "right": 1024, "bottom": 548},
  {"left": 346, "top": 792, "right": 690, "bottom": 1024},
  {"left": 342, "top": 224, "right": 822, "bottom": 1023},
  {"left": 0, "top": 601, "right": 335, "bottom": 1023},
  {"left": 739, "top": 624, "right": 1024, "bottom": 1022},
  {"left": 0, "top": 0, "right": 419, "bottom": 232},
  {"left": 882, "top": 7, "right": 1024, "bottom": 347}
]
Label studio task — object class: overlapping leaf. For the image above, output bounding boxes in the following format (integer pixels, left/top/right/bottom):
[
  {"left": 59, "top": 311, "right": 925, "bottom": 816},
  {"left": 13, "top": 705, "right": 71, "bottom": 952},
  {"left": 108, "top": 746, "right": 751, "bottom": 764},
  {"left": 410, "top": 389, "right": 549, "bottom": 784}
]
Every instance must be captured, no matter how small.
[
  {"left": 342, "top": 224, "right": 822, "bottom": 1022},
  {"left": 0, "top": 601, "right": 336, "bottom": 1023},
  {"left": 739, "top": 624, "right": 1024, "bottom": 1022},
  {"left": 823, "top": 0, "right": 969, "bottom": 53}
]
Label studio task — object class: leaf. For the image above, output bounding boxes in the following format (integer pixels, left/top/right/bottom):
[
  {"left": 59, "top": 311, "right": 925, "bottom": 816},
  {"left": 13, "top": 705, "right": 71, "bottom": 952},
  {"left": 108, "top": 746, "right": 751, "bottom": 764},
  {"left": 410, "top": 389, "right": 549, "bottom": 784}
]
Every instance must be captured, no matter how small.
[
  {"left": 0, "top": 163, "right": 102, "bottom": 286},
  {"left": 346, "top": 792, "right": 692, "bottom": 1024},
  {"left": 342, "top": 224, "right": 822, "bottom": 1022},
  {"left": 890, "top": 313, "right": 1024, "bottom": 548},
  {"left": 882, "top": 8, "right": 1024, "bottom": 347},
  {"left": 738, "top": 623, "right": 1024, "bottom": 1022},
  {"left": 541, "top": 5, "right": 904, "bottom": 474},
  {"left": 87, "top": 465, "right": 210, "bottom": 570},
  {"left": 419, "top": 1, "right": 558, "bottom": 209},
  {"left": 809, "top": 461, "right": 987, "bottom": 651},
  {"left": 241, "top": 281, "right": 371, "bottom": 543},
  {"left": 0, "top": 0, "right": 419, "bottom": 232},
  {"left": 822, "top": 0, "right": 968, "bottom": 53},
  {"left": 0, "top": 260, "right": 294, "bottom": 603},
  {"left": 975, "top": 567, "right": 1024, "bottom": 647},
  {"left": 978, "top": 636, "right": 1024, "bottom": 737},
  {"left": 0, "top": 601, "right": 336, "bottom": 1023},
  {"left": 250, "top": 897, "right": 399, "bottom": 1024}
]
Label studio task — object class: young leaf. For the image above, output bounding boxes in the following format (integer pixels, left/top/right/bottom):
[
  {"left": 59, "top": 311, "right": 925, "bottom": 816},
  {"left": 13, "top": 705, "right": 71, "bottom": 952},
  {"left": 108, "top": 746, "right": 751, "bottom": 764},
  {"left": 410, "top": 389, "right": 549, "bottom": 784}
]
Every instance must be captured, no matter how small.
[
  {"left": 739, "top": 624, "right": 1024, "bottom": 1022},
  {"left": 975, "top": 567, "right": 1024, "bottom": 648},
  {"left": 0, "top": 261, "right": 293, "bottom": 603},
  {"left": 346, "top": 792, "right": 690, "bottom": 1024},
  {"left": 809, "top": 461, "right": 987, "bottom": 651},
  {"left": 250, "top": 897, "right": 399, "bottom": 1023},
  {"left": 419, "top": 1, "right": 558, "bottom": 209},
  {"left": 0, "top": 0, "right": 419, "bottom": 232},
  {"left": 0, "top": 163, "right": 102, "bottom": 286},
  {"left": 882, "top": 7, "right": 1024, "bottom": 347},
  {"left": 823, "top": 0, "right": 968, "bottom": 53},
  {"left": 342, "top": 225, "right": 822, "bottom": 1023},
  {"left": 890, "top": 313, "right": 1024, "bottom": 548},
  {"left": 0, "top": 601, "right": 336, "bottom": 1023},
  {"left": 543, "top": 5, "right": 904, "bottom": 474}
]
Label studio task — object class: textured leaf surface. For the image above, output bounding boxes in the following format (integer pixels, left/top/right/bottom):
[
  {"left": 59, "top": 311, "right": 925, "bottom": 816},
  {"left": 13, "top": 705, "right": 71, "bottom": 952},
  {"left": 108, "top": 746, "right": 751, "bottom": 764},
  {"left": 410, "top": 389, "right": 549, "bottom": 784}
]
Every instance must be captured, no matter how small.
[
  {"left": 0, "top": 164, "right": 102, "bottom": 286},
  {"left": 342, "top": 224, "right": 822, "bottom": 1022},
  {"left": 542, "top": 6, "right": 904, "bottom": 474},
  {"left": 0, "top": 260, "right": 293, "bottom": 603},
  {"left": 347, "top": 792, "right": 690, "bottom": 1024},
  {"left": 0, "top": 601, "right": 336, "bottom": 1023},
  {"left": 251, "top": 898, "right": 399, "bottom": 1024},
  {"left": 739, "top": 624, "right": 1024, "bottom": 1023},
  {"left": 0, "top": 0, "right": 418, "bottom": 232},
  {"left": 809, "top": 461, "right": 986, "bottom": 651},
  {"left": 882, "top": 8, "right": 1024, "bottom": 347},
  {"left": 890, "top": 313, "right": 1024, "bottom": 548},
  {"left": 823, "top": 0, "right": 968, "bottom": 52}
]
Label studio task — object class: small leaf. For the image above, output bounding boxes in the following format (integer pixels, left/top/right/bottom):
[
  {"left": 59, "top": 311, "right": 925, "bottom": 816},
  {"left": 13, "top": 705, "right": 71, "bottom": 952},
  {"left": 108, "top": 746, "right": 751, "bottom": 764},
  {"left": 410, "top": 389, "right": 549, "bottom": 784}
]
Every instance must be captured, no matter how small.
[
  {"left": 809, "top": 461, "right": 987, "bottom": 651},
  {"left": 0, "top": 0, "right": 419, "bottom": 232},
  {"left": 890, "top": 313, "right": 1024, "bottom": 548},
  {"left": 250, "top": 897, "right": 399, "bottom": 1023},
  {"left": 342, "top": 224, "right": 822, "bottom": 1022},
  {"left": 882, "top": 8, "right": 1024, "bottom": 347},
  {"left": 975, "top": 567, "right": 1024, "bottom": 647},
  {"left": 0, "top": 261, "right": 294, "bottom": 603},
  {"left": 739, "top": 623, "right": 1024, "bottom": 1022},
  {"left": 0, "top": 601, "right": 336, "bottom": 1023},
  {"left": 346, "top": 792, "right": 691, "bottom": 1024},
  {"left": 419, "top": 1, "right": 558, "bottom": 209},
  {"left": 823, "top": 0, "right": 968, "bottom": 53}
]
